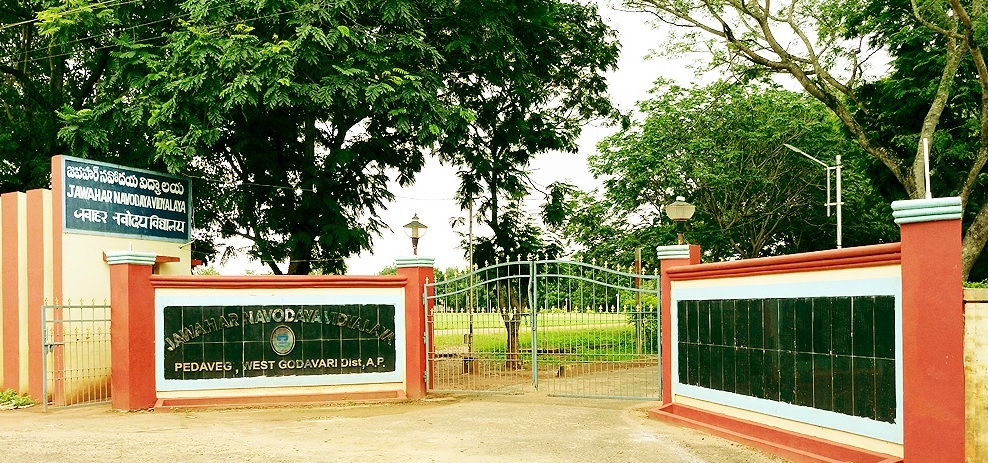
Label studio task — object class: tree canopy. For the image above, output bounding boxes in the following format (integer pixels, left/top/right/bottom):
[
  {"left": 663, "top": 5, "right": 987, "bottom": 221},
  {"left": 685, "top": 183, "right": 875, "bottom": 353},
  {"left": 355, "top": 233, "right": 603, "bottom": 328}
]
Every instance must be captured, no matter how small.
[
  {"left": 581, "top": 80, "right": 895, "bottom": 265},
  {"left": 2, "top": 0, "right": 620, "bottom": 275},
  {"left": 418, "top": 0, "right": 620, "bottom": 368},
  {"left": 626, "top": 0, "right": 988, "bottom": 280}
]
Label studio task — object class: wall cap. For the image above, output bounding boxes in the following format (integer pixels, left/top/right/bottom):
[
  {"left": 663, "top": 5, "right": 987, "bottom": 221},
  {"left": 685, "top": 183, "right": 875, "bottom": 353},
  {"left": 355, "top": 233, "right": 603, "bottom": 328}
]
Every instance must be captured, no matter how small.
[
  {"left": 656, "top": 245, "right": 691, "bottom": 260},
  {"left": 104, "top": 251, "right": 157, "bottom": 266},
  {"left": 964, "top": 288, "right": 988, "bottom": 303},
  {"left": 151, "top": 275, "right": 407, "bottom": 289},
  {"left": 891, "top": 197, "right": 961, "bottom": 224},
  {"left": 666, "top": 243, "right": 901, "bottom": 281},
  {"left": 395, "top": 256, "right": 436, "bottom": 268}
]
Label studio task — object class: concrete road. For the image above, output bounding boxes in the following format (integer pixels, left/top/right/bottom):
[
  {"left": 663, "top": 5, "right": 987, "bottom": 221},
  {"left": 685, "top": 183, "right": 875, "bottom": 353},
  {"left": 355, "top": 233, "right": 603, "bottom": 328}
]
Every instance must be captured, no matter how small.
[{"left": 0, "top": 393, "right": 789, "bottom": 462}]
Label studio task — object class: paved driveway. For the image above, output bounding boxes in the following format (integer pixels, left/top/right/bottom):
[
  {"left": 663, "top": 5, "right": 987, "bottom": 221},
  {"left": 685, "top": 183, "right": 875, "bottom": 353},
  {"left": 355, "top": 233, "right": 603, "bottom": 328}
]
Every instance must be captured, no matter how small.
[{"left": 0, "top": 393, "right": 788, "bottom": 462}]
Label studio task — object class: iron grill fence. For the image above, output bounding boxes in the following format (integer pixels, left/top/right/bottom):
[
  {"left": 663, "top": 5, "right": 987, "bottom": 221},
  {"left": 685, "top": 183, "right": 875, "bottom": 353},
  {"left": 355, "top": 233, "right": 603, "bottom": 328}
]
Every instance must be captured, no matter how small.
[
  {"left": 41, "top": 302, "right": 111, "bottom": 410},
  {"left": 425, "top": 259, "right": 661, "bottom": 400}
]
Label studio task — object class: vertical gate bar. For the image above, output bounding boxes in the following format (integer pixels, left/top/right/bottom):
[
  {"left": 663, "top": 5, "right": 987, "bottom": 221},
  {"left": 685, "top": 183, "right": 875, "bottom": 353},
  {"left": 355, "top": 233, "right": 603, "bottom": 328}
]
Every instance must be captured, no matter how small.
[
  {"left": 656, "top": 272, "right": 662, "bottom": 399},
  {"left": 41, "top": 305, "right": 47, "bottom": 412},
  {"left": 423, "top": 281, "right": 431, "bottom": 391},
  {"left": 530, "top": 260, "right": 538, "bottom": 390}
]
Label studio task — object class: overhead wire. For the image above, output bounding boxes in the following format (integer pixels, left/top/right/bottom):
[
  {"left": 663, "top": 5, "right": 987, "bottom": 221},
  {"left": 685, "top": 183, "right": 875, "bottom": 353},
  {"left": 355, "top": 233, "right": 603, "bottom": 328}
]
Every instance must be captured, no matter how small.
[
  {"left": 4, "top": 0, "right": 224, "bottom": 61},
  {"left": 0, "top": 0, "right": 143, "bottom": 31},
  {"left": 4, "top": 2, "right": 313, "bottom": 67}
]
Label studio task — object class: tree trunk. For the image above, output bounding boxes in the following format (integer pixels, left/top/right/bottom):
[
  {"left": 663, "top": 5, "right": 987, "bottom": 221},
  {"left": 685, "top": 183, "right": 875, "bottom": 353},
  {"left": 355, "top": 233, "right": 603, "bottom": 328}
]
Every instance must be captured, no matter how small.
[
  {"left": 963, "top": 201, "right": 988, "bottom": 280},
  {"left": 497, "top": 281, "right": 526, "bottom": 370},
  {"left": 504, "top": 314, "right": 522, "bottom": 370}
]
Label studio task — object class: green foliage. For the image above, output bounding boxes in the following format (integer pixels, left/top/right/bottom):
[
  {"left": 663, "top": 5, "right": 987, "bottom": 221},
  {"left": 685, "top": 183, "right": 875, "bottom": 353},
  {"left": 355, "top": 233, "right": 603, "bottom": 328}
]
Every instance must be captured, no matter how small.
[
  {"left": 193, "top": 266, "right": 220, "bottom": 276},
  {"left": 626, "top": 0, "right": 988, "bottom": 280},
  {"left": 585, "top": 80, "right": 896, "bottom": 263},
  {"left": 0, "top": 389, "right": 34, "bottom": 409},
  {"left": 378, "top": 265, "right": 398, "bottom": 276},
  {"left": 433, "top": 0, "right": 619, "bottom": 263},
  {"left": 114, "top": 0, "right": 459, "bottom": 274},
  {"left": 3, "top": 0, "right": 620, "bottom": 276}
]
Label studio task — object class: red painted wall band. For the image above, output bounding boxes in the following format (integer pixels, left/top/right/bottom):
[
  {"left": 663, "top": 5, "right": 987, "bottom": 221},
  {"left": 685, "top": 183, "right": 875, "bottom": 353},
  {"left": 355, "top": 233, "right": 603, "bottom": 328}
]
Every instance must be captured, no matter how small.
[
  {"left": 25, "top": 190, "right": 45, "bottom": 399},
  {"left": 899, "top": 219, "right": 964, "bottom": 462},
  {"left": 110, "top": 263, "right": 157, "bottom": 410},
  {"left": 660, "top": 244, "right": 701, "bottom": 404},
  {"left": 667, "top": 254, "right": 900, "bottom": 281},
  {"left": 50, "top": 155, "right": 63, "bottom": 306},
  {"left": 151, "top": 275, "right": 408, "bottom": 289},
  {"left": 397, "top": 266, "right": 431, "bottom": 399},
  {"left": 666, "top": 243, "right": 901, "bottom": 281}
]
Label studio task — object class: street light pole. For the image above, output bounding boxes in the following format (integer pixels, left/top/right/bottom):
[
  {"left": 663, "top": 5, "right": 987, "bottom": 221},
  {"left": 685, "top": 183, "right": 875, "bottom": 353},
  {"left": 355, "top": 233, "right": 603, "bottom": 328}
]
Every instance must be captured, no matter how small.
[{"left": 784, "top": 144, "right": 843, "bottom": 249}]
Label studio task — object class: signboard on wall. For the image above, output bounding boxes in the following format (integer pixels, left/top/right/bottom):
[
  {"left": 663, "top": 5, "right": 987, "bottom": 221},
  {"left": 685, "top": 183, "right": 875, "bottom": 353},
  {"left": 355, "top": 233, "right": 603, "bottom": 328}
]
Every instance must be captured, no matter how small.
[
  {"left": 61, "top": 156, "right": 191, "bottom": 242},
  {"left": 161, "top": 304, "right": 398, "bottom": 381}
]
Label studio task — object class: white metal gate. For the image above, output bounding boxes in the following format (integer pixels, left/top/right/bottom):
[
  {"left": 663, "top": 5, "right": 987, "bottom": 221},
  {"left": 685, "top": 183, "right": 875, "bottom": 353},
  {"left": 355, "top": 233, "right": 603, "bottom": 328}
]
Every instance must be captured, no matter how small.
[{"left": 425, "top": 259, "right": 660, "bottom": 400}]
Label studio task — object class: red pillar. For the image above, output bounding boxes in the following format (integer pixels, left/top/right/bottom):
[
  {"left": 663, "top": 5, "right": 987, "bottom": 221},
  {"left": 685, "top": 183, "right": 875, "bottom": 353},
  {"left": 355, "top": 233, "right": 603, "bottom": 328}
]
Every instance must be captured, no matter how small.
[
  {"left": 25, "top": 189, "right": 47, "bottom": 400},
  {"left": 106, "top": 251, "right": 158, "bottom": 410},
  {"left": 657, "top": 244, "right": 700, "bottom": 405},
  {"left": 892, "top": 197, "right": 964, "bottom": 462},
  {"left": 396, "top": 257, "right": 434, "bottom": 399}
]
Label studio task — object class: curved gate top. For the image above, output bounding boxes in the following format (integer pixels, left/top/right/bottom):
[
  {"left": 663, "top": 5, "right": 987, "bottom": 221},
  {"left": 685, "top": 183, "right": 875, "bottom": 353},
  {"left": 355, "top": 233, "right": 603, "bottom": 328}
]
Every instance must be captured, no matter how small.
[{"left": 425, "top": 259, "right": 660, "bottom": 400}]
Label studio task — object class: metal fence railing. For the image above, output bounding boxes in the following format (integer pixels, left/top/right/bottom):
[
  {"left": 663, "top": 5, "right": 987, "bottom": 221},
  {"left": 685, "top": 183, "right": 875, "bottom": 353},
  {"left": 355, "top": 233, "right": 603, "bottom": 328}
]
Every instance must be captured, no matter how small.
[{"left": 42, "top": 302, "right": 111, "bottom": 410}]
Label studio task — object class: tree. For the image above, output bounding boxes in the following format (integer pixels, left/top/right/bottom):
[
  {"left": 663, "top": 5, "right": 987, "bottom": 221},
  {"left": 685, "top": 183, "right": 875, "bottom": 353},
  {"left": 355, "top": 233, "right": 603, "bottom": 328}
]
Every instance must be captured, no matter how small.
[
  {"left": 46, "top": 0, "right": 460, "bottom": 274},
  {"left": 1, "top": 0, "right": 179, "bottom": 193},
  {"left": 626, "top": 0, "right": 988, "bottom": 279},
  {"left": 422, "top": 0, "right": 620, "bottom": 367},
  {"left": 584, "top": 80, "right": 896, "bottom": 262}
]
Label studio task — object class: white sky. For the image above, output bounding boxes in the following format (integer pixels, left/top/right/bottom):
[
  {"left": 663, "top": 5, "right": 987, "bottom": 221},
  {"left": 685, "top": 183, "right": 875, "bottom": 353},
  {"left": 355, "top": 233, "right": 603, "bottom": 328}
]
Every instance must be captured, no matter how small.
[{"left": 220, "top": 3, "right": 696, "bottom": 275}]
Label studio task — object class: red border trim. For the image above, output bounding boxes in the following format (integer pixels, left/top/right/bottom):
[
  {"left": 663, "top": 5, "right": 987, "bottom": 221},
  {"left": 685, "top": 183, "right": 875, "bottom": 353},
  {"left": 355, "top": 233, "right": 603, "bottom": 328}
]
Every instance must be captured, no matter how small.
[
  {"left": 151, "top": 275, "right": 408, "bottom": 289},
  {"left": 650, "top": 404, "right": 901, "bottom": 463},
  {"left": 666, "top": 244, "right": 901, "bottom": 281},
  {"left": 154, "top": 389, "right": 406, "bottom": 410}
]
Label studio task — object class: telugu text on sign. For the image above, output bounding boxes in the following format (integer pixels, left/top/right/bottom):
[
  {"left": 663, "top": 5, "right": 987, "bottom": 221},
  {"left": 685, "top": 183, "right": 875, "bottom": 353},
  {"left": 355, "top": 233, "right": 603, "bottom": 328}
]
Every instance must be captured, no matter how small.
[{"left": 61, "top": 156, "right": 190, "bottom": 242}]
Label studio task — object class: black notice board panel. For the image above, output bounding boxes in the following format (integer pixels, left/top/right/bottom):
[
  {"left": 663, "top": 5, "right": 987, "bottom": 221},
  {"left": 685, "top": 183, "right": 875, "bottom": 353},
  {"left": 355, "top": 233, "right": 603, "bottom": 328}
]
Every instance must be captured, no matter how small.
[
  {"left": 62, "top": 156, "right": 191, "bottom": 242},
  {"left": 163, "top": 304, "right": 398, "bottom": 380},
  {"left": 678, "top": 295, "right": 896, "bottom": 423}
]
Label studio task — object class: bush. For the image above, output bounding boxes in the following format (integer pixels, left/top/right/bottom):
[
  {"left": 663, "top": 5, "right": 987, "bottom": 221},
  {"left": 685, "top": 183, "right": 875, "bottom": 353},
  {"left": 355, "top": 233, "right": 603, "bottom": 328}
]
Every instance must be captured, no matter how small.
[{"left": 0, "top": 389, "right": 34, "bottom": 409}]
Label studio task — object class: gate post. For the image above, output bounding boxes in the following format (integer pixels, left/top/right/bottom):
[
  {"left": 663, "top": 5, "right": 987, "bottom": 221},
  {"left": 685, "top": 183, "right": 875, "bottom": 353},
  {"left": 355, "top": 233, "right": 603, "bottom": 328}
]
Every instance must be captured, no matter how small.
[
  {"left": 106, "top": 251, "right": 157, "bottom": 410},
  {"left": 656, "top": 244, "right": 701, "bottom": 405},
  {"left": 892, "top": 197, "right": 964, "bottom": 462},
  {"left": 396, "top": 257, "right": 434, "bottom": 399}
]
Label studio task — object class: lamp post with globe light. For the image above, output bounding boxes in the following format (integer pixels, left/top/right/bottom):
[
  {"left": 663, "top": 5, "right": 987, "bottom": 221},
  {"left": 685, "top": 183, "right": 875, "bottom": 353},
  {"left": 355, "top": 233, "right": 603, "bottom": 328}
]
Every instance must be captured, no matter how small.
[
  {"left": 403, "top": 214, "right": 428, "bottom": 255},
  {"left": 664, "top": 196, "right": 696, "bottom": 245}
]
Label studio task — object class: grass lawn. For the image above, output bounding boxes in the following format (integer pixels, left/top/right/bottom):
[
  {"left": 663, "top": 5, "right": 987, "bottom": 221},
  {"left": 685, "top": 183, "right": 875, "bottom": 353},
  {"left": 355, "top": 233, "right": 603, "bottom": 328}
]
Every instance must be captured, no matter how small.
[
  {"left": 431, "top": 319, "right": 657, "bottom": 363},
  {"left": 431, "top": 312, "right": 633, "bottom": 330}
]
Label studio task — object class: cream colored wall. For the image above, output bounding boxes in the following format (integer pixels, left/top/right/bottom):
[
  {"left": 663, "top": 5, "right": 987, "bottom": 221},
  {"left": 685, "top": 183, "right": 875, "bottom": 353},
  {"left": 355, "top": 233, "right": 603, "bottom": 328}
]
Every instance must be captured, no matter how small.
[
  {"left": 671, "top": 264, "right": 902, "bottom": 291},
  {"left": 965, "top": 288, "right": 988, "bottom": 463},
  {"left": 60, "top": 233, "right": 190, "bottom": 302},
  {"left": 0, "top": 200, "right": 4, "bottom": 386}
]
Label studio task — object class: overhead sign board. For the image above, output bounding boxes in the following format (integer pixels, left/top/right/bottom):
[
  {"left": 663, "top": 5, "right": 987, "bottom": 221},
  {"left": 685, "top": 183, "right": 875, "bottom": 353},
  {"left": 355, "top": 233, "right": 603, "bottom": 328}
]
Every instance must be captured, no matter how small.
[{"left": 61, "top": 156, "right": 191, "bottom": 242}]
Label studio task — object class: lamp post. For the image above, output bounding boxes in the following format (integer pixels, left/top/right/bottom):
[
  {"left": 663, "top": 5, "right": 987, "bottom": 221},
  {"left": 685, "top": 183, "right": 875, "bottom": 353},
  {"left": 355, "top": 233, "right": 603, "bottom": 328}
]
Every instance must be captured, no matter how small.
[
  {"left": 664, "top": 196, "right": 696, "bottom": 245},
  {"left": 403, "top": 214, "right": 428, "bottom": 255},
  {"left": 783, "top": 144, "right": 843, "bottom": 249}
]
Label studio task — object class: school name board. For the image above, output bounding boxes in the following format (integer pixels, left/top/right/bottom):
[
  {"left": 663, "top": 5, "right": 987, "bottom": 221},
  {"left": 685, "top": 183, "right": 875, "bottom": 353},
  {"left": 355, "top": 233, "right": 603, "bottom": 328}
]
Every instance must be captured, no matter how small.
[
  {"left": 61, "top": 156, "right": 190, "bottom": 242},
  {"left": 162, "top": 304, "right": 398, "bottom": 381}
]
